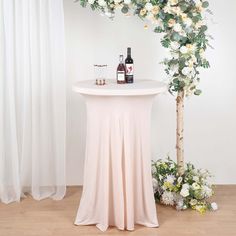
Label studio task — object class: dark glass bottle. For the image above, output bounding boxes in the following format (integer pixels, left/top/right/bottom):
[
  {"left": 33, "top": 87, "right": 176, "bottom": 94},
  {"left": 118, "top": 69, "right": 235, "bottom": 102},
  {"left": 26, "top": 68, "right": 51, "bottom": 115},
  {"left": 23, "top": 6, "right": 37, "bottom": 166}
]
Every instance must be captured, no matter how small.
[
  {"left": 117, "top": 55, "right": 126, "bottom": 84},
  {"left": 125, "top": 47, "right": 134, "bottom": 83}
]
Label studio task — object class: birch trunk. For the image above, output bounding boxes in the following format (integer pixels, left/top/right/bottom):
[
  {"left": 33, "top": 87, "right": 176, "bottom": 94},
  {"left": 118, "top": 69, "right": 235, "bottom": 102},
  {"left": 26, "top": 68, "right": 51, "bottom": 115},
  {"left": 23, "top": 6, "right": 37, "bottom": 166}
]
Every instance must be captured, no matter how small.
[{"left": 176, "top": 91, "right": 184, "bottom": 175}]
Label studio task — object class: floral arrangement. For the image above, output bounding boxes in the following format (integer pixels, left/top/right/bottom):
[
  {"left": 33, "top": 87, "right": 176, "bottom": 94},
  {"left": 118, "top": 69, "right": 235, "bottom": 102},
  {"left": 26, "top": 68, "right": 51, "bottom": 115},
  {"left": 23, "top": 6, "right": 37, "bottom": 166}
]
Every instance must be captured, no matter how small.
[
  {"left": 152, "top": 158, "right": 218, "bottom": 213},
  {"left": 75, "top": 0, "right": 212, "bottom": 97}
]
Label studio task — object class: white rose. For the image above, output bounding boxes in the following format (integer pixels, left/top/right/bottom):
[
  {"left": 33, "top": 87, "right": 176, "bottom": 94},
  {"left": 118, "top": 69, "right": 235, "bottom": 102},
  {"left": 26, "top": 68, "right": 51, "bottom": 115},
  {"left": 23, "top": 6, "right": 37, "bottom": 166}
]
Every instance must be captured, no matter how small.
[
  {"left": 194, "top": 0, "right": 202, "bottom": 4},
  {"left": 173, "top": 23, "right": 182, "bottom": 32},
  {"left": 191, "top": 55, "right": 197, "bottom": 63},
  {"left": 189, "top": 70, "right": 196, "bottom": 77},
  {"left": 146, "top": 12, "right": 154, "bottom": 20},
  {"left": 124, "top": 0, "right": 131, "bottom": 4},
  {"left": 186, "top": 43, "right": 197, "bottom": 52},
  {"left": 145, "top": 3, "right": 153, "bottom": 11},
  {"left": 171, "top": 52, "right": 179, "bottom": 59},
  {"left": 98, "top": 0, "right": 106, "bottom": 7},
  {"left": 195, "top": 1, "right": 203, "bottom": 11},
  {"left": 193, "top": 176, "right": 199, "bottom": 182},
  {"left": 211, "top": 202, "right": 218, "bottom": 211},
  {"left": 203, "top": 185, "right": 213, "bottom": 197},
  {"left": 195, "top": 20, "right": 203, "bottom": 29},
  {"left": 179, "top": 30, "right": 187, "bottom": 37},
  {"left": 184, "top": 18, "right": 193, "bottom": 27},
  {"left": 169, "top": 0, "right": 178, "bottom": 6},
  {"left": 170, "top": 41, "right": 180, "bottom": 50},
  {"left": 180, "top": 46, "right": 188, "bottom": 54},
  {"left": 163, "top": 5, "right": 172, "bottom": 14},
  {"left": 172, "top": 6, "right": 181, "bottom": 15},
  {"left": 104, "top": 11, "right": 114, "bottom": 18},
  {"left": 190, "top": 199, "right": 198, "bottom": 206},
  {"left": 199, "top": 48, "right": 205, "bottom": 58},
  {"left": 114, "top": 0, "right": 121, "bottom": 3},
  {"left": 170, "top": 64, "right": 179, "bottom": 76},
  {"left": 180, "top": 188, "right": 189, "bottom": 197},
  {"left": 182, "top": 67, "right": 191, "bottom": 76},
  {"left": 182, "top": 183, "right": 190, "bottom": 189},
  {"left": 88, "top": 0, "right": 95, "bottom": 4}
]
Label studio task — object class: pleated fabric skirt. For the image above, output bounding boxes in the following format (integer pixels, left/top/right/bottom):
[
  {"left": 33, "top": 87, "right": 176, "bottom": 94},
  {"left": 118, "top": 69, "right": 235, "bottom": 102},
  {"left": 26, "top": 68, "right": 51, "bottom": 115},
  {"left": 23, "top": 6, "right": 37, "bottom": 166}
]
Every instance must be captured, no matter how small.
[{"left": 74, "top": 95, "right": 158, "bottom": 231}]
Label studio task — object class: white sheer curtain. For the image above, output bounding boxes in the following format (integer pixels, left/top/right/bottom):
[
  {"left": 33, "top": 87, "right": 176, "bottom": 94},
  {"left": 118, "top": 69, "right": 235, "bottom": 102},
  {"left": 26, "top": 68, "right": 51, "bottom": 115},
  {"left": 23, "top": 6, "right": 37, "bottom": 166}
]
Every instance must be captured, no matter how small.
[{"left": 0, "top": 0, "right": 66, "bottom": 203}]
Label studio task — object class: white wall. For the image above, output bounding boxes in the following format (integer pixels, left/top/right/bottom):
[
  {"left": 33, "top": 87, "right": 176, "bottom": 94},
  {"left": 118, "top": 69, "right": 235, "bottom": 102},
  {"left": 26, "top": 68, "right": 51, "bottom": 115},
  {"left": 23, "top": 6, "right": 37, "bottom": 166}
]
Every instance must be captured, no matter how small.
[{"left": 64, "top": 0, "right": 236, "bottom": 185}]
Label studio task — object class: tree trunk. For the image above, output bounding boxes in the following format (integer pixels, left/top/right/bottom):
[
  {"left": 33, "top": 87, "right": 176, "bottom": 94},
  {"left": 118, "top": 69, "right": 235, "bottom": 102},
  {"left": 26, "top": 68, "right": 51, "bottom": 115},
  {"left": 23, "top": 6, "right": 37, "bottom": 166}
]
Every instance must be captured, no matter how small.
[{"left": 176, "top": 91, "right": 184, "bottom": 175}]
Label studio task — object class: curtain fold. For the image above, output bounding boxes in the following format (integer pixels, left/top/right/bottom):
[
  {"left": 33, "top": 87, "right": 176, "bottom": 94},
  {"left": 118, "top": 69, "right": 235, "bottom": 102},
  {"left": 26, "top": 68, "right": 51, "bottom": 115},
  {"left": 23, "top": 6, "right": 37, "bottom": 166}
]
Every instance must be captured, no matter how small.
[{"left": 0, "top": 0, "right": 66, "bottom": 203}]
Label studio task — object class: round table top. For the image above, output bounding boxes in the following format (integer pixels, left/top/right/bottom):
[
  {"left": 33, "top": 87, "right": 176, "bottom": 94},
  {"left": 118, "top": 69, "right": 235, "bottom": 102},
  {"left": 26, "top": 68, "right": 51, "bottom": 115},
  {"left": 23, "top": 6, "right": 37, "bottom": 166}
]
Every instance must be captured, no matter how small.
[{"left": 73, "top": 79, "right": 167, "bottom": 96}]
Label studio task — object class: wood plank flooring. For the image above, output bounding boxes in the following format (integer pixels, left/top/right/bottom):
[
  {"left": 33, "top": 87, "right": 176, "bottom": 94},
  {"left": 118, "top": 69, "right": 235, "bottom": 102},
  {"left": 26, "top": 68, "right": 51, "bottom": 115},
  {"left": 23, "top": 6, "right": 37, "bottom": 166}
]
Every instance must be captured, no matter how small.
[{"left": 0, "top": 185, "right": 236, "bottom": 236}]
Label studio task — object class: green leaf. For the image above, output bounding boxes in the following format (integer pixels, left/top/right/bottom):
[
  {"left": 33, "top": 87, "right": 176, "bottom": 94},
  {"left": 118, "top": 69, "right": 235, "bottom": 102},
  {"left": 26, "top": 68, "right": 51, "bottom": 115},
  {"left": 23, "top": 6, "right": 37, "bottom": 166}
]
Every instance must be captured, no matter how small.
[
  {"left": 80, "top": 0, "right": 87, "bottom": 7},
  {"left": 179, "top": 2, "right": 188, "bottom": 11},
  {"left": 192, "top": 15, "right": 202, "bottom": 23},
  {"left": 201, "top": 59, "right": 210, "bottom": 68},
  {"left": 179, "top": 81, "right": 185, "bottom": 88},
  {"left": 161, "top": 38, "right": 171, "bottom": 48},
  {"left": 194, "top": 89, "right": 202, "bottom": 96},
  {"left": 154, "top": 26, "right": 164, "bottom": 33},
  {"left": 90, "top": 4, "right": 96, "bottom": 10},
  {"left": 171, "top": 32, "right": 181, "bottom": 42},
  {"left": 173, "top": 78, "right": 179, "bottom": 84},
  {"left": 202, "top": 1, "right": 209, "bottom": 8},
  {"left": 159, "top": 10, "right": 166, "bottom": 20},
  {"left": 200, "top": 25, "right": 208, "bottom": 32}
]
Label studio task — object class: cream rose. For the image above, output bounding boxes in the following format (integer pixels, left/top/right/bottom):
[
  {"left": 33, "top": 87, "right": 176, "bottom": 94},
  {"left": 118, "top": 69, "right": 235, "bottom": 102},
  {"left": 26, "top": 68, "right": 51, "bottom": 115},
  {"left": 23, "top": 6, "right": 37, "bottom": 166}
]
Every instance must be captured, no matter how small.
[
  {"left": 145, "top": 3, "right": 153, "bottom": 11},
  {"left": 98, "top": 0, "right": 106, "bottom": 6},
  {"left": 184, "top": 18, "right": 193, "bottom": 27},
  {"left": 180, "top": 46, "right": 188, "bottom": 54},
  {"left": 180, "top": 187, "right": 190, "bottom": 197},
  {"left": 88, "top": 0, "right": 95, "bottom": 4},
  {"left": 168, "top": 18, "right": 176, "bottom": 27},
  {"left": 173, "top": 23, "right": 182, "bottom": 32},
  {"left": 140, "top": 8, "right": 147, "bottom": 16},
  {"left": 151, "top": 5, "right": 160, "bottom": 15},
  {"left": 124, "top": 0, "right": 131, "bottom": 4},
  {"left": 170, "top": 41, "right": 180, "bottom": 50},
  {"left": 169, "top": 0, "right": 178, "bottom": 6}
]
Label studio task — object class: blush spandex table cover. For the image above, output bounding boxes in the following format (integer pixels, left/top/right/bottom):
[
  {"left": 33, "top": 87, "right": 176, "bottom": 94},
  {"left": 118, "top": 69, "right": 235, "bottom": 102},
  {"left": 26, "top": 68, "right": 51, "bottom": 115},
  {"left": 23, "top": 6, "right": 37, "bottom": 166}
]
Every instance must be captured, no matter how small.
[{"left": 73, "top": 80, "right": 166, "bottom": 231}]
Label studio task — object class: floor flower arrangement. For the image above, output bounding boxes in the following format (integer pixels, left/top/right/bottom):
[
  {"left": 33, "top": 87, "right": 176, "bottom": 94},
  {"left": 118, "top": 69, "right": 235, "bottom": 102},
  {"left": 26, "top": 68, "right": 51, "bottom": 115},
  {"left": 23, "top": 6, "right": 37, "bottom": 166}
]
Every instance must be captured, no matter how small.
[{"left": 152, "top": 158, "right": 218, "bottom": 213}]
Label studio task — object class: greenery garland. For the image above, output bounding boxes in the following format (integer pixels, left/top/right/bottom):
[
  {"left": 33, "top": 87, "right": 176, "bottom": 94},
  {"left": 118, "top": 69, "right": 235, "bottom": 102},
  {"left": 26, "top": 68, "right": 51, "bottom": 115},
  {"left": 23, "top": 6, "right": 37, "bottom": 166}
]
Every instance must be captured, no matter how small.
[{"left": 75, "top": 0, "right": 211, "bottom": 97}]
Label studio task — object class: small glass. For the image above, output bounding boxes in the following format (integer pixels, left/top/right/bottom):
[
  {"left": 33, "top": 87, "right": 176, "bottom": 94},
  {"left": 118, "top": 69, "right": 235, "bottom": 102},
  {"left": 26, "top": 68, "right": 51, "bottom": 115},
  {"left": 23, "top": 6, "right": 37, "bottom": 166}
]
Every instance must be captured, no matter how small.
[{"left": 94, "top": 64, "right": 108, "bottom": 81}]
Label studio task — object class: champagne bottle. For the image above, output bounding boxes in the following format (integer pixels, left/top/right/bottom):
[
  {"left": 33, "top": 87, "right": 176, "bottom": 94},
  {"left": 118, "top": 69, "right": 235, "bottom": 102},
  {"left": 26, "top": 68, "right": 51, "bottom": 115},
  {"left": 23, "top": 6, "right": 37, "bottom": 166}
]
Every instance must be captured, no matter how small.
[
  {"left": 125, "top": 47, "right": 134, "bottom": 83},
  {"left": 117, "top": 55, "right": 126, "bottom": 84}
]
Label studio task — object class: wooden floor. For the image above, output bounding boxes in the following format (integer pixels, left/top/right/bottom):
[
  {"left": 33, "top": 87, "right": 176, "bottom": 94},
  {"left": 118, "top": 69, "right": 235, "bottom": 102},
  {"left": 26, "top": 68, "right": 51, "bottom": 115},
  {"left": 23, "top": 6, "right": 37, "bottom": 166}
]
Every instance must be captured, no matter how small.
[{"left": 0, "top": 186, "right": 236, "bottom": 236}]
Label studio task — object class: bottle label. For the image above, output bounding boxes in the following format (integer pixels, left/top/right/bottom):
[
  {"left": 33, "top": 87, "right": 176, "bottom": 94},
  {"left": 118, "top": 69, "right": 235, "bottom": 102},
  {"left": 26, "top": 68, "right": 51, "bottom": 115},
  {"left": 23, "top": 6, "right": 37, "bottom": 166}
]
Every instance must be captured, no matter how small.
[
  {"left": 117, "top": 72, "right": 125, "bottom": 81},
  {"left": 126, "top": 64, "right": 133, "bottom": 75}
]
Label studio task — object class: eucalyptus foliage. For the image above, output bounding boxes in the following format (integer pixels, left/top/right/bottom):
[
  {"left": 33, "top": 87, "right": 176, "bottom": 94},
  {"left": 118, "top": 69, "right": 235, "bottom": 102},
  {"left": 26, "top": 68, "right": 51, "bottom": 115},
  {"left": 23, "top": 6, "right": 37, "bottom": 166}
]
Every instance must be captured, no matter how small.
[{"left": 75, "top": 0, "right": 211, "bottom": 97}]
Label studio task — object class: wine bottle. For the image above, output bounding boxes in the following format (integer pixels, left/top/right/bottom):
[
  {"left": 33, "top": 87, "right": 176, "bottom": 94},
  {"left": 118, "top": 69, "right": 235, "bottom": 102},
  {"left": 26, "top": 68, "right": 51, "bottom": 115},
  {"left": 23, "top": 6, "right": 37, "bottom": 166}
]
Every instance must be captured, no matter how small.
[
  {"left": 117, "top": 55, "right": 126, "bottom": 84},
  {"left": 125, "top": 47, "right": 134, "bottom": 83}
]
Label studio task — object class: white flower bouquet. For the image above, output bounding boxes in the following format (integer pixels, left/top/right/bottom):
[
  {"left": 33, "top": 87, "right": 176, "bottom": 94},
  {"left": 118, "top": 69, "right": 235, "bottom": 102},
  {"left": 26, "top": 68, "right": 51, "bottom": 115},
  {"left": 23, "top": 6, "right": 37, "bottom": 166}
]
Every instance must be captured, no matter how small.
[{"left": 152, "top": 158, "right": 217, "bottom": 213}]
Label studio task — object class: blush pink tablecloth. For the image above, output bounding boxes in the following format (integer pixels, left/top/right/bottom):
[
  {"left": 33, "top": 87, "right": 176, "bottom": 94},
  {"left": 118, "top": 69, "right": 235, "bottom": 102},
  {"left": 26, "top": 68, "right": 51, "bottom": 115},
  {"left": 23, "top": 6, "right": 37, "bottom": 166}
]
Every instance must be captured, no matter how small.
[{"left": 73, "top": 80, "right": 166, "bottom": 231}]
